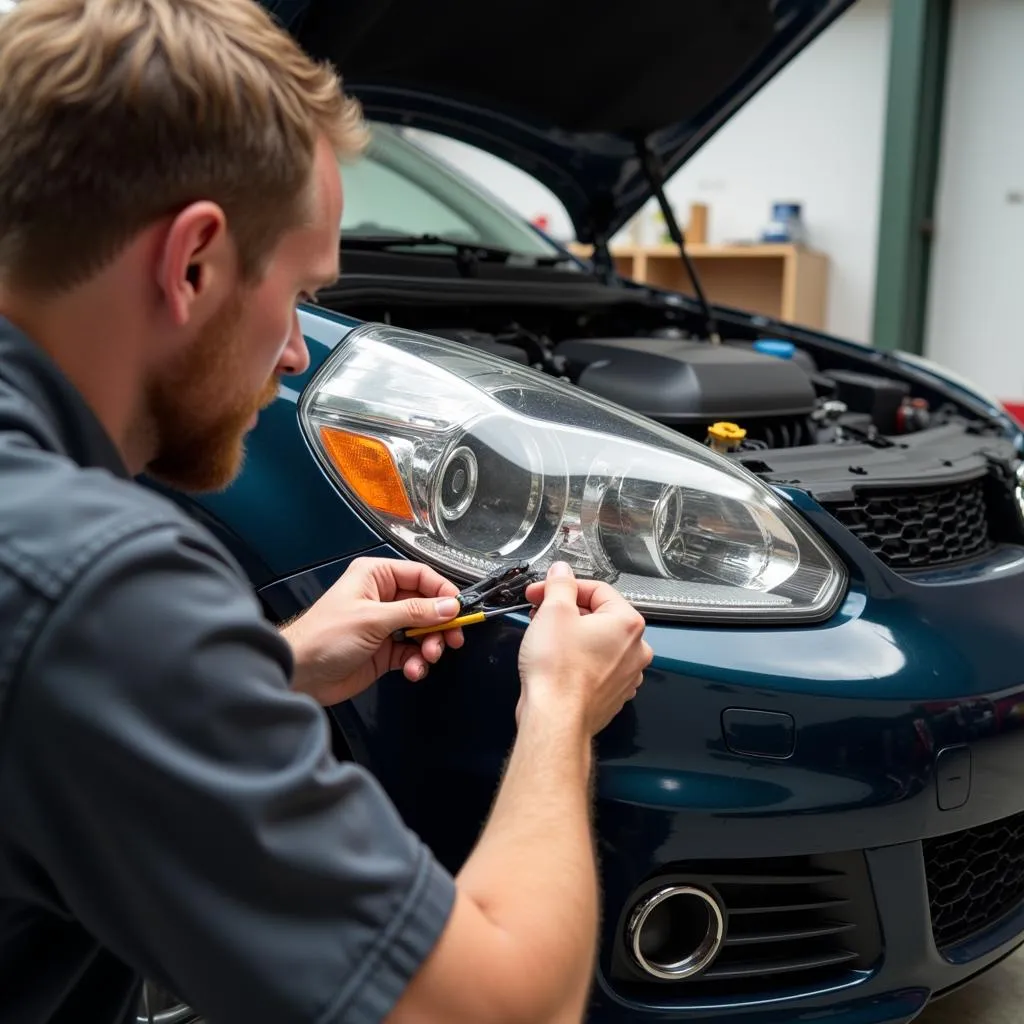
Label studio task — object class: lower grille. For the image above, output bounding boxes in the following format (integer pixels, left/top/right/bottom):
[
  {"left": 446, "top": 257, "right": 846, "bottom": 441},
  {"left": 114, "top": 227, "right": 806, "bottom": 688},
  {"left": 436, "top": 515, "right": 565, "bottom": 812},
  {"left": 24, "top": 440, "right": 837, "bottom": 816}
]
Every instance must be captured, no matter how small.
[
  {"left": 824, "top": 478, "right": 994, "bottom": 571},
  {"left": 612, "top": 853, "right": 880, "bottom": 1001},
  {"left": 924, "top": 810, "right": 1024, "bottom": 951}
]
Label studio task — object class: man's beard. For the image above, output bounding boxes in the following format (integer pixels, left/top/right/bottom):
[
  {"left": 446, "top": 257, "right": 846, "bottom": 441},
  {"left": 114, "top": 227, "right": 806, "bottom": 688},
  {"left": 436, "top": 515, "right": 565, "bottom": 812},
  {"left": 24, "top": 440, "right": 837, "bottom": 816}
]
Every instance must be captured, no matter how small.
[{"left": 145, "top": 289, "right": 279, "bottom": 493}]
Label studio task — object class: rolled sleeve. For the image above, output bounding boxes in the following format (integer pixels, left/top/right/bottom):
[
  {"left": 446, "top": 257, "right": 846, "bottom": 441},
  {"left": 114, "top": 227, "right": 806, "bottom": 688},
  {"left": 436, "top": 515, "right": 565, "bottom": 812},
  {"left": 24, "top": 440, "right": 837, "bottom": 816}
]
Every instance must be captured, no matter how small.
[{"left": 0, "top": 521, "right": 455, "bottom": 1024}]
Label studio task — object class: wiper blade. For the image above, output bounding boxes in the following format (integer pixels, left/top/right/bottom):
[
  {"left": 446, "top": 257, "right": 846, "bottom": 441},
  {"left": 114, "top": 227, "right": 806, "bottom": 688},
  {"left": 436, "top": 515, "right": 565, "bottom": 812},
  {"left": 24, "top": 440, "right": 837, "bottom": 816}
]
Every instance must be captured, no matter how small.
[
  {"left": 342, "top": 233, "right": 573, "bottom": 267},
  {"left": 342, "top": 233, "right": 513, "bottom": 262}
]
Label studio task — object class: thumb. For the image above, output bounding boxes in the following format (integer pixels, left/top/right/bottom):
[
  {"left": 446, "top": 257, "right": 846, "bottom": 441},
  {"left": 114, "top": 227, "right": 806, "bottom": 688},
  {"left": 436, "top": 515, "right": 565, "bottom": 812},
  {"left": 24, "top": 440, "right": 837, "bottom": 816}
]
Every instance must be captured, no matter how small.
[
  {"left": 537, "top": 561, "right": 578, "bottom": 610},
  {"left": 374, "top": 595, "right": 462, "bottom": 635}
]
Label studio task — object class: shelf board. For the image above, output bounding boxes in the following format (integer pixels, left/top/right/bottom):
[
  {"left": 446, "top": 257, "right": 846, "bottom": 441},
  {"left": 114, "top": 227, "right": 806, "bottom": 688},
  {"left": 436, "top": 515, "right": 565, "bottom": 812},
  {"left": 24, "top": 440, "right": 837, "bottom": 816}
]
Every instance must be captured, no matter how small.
[
  {"left": 564, "top": 242, "right": 829, "bottom": 331},
  {"left": 567, "top": 241, "right": 824, "bottom": 260}
]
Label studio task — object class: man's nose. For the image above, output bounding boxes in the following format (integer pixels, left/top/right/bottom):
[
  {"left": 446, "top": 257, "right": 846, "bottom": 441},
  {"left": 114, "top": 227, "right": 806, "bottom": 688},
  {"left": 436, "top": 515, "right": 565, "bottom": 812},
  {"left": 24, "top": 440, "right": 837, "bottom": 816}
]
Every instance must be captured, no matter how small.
[{"left": 277, "top": 312, "right": 311, "bottom": 377}]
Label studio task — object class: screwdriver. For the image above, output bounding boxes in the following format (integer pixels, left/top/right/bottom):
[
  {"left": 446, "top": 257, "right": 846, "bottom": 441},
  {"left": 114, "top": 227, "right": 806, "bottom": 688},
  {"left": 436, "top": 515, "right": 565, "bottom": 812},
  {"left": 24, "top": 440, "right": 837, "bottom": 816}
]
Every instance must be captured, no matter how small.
[{"left": 393, "top": 601, "right": 534, "bottom": 643}]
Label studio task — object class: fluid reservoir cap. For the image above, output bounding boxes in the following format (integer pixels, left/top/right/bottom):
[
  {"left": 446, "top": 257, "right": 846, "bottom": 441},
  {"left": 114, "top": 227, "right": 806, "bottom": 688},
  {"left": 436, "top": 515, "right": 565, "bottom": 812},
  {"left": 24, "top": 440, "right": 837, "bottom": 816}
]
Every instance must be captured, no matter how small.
[
  {"left": 754, "top": 339, "right": 796, "bottom": 360},
  {"left": 707, "top": 421, "right": 747, "bottom": 443}
]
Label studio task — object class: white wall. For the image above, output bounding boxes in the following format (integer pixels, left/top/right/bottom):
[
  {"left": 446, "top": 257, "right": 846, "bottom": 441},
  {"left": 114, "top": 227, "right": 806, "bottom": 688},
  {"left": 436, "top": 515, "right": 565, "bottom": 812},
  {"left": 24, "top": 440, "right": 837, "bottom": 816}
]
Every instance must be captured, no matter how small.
[
  {"left": 664, "top": 0, "right": 891, "bottom": 343},
  {"left": 411, "top": 0, "right": 892, "bottom": 345},
  {"left": 925, "top": 0, "right": 1024, "bottom": 401}
]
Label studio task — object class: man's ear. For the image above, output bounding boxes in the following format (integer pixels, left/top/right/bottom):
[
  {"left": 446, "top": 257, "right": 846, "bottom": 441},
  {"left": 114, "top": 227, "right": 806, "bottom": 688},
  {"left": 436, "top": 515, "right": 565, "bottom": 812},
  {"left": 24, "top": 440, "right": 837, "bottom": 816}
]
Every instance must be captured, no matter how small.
[{"left": 157, "top": 202, "right": 234, "bottom": 326}]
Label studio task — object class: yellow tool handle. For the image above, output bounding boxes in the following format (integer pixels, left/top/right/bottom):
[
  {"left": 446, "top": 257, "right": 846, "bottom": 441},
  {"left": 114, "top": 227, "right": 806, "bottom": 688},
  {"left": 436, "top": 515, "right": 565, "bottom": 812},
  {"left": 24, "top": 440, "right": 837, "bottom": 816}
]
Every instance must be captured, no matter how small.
[{"left": 400, "top": 610, "right": 486, "bottom": 639}]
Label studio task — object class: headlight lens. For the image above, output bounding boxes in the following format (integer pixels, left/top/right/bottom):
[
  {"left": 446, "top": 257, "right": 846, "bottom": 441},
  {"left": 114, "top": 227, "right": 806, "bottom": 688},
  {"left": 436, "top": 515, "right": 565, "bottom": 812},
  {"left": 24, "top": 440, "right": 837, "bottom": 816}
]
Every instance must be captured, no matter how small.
[{"left": 299, "top": 324, "right": 847, "bottom": 622}]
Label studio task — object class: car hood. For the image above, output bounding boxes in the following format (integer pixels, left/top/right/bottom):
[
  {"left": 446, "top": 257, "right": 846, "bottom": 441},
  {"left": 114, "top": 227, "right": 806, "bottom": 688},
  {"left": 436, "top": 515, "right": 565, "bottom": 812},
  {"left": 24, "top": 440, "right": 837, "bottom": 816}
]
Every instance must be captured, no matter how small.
[{"left": 265, "top": 0, "right": 856, "bottom": 242}]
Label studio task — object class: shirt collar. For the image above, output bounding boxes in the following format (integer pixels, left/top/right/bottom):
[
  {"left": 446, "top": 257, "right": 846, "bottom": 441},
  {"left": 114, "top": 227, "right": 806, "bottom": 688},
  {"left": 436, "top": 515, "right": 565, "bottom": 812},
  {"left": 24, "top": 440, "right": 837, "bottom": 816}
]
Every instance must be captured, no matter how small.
[{"left": 0, "top": 315, "right": 130, "bottom": 479}]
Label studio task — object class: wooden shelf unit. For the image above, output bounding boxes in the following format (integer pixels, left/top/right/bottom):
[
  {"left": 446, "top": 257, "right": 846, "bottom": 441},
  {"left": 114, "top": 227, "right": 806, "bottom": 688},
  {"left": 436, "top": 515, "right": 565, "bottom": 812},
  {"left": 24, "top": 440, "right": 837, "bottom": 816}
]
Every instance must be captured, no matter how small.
[{"left": 568, "top": 242, "right": 830, "bottom": 331}]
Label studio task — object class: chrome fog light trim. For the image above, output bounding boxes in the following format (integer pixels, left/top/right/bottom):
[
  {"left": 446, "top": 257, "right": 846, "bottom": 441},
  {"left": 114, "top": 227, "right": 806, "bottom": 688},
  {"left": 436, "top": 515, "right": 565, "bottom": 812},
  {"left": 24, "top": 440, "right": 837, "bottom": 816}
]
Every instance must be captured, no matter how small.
[{"left": 627, "top": 885, "right": 725, "bottom": 981}]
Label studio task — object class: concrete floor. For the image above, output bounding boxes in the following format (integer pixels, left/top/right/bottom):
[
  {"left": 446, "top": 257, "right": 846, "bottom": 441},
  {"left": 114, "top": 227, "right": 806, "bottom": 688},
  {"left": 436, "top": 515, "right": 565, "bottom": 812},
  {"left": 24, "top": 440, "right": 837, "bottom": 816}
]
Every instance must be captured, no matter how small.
[{"left": 916, "top": 950, "right": 1023, "bottom": 1023}]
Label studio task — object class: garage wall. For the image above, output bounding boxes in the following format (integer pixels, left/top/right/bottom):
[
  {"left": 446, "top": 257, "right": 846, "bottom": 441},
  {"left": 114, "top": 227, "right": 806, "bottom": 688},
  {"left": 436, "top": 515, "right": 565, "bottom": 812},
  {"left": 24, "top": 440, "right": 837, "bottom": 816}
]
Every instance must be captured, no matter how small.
[
  {"left": 664, "top": 0, "right": 890, "bottom": 344},
  {"left": 924, "top": 0, "right": 1024, "bottom": 401},
  {"left": 409, "top": 0, "right": 891, "bottom": 346}
]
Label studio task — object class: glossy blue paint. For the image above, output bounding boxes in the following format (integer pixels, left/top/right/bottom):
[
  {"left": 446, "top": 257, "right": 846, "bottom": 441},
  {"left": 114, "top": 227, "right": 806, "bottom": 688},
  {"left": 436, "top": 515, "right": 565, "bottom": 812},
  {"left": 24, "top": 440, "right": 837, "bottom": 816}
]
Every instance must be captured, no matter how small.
[
  {"left": 935, "top": 747, "right": 971, "bottom": 811},
  {"left": 590, "top": 981, "right": 929, "bottom": 1024},
  {"left": 721, "top": 709, "right": 796, "bottom": 759}
]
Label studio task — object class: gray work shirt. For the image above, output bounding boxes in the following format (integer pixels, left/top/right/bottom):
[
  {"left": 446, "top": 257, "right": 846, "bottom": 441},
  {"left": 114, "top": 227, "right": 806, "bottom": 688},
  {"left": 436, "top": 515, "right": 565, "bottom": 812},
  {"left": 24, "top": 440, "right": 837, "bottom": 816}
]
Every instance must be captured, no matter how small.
[{"left": 0, "top": 317, "right": 455, "bottom": 1023}]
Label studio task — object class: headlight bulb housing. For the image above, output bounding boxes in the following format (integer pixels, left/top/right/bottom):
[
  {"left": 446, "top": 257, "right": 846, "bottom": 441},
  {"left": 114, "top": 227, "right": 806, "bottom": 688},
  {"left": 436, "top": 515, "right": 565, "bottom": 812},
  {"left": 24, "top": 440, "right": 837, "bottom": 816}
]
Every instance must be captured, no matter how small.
[{"left": 299, "top": 324, "right": 847, "bottom": 623}]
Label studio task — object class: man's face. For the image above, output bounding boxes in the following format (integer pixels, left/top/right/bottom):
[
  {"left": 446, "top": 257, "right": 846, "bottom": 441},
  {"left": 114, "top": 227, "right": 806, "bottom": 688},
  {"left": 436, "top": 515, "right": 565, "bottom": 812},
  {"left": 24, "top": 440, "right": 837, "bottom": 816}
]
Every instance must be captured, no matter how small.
[{"left": 146, "top": 138, "right": 342, "bottom": 492}]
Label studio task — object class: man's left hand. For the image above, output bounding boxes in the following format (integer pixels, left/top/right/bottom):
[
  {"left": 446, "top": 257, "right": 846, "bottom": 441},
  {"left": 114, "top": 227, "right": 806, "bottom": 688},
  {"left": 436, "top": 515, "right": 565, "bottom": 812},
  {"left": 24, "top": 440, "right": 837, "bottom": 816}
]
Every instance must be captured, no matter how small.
[{"left": 281, "top": 557, "right": 465, "bottom": 706}]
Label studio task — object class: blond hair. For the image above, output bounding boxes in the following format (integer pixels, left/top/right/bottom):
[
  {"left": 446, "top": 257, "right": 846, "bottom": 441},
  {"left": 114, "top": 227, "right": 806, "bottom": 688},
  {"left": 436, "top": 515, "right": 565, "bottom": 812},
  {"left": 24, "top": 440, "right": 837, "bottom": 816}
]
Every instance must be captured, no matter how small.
[{"left": 0, "top": 0, "right": 366, "bottom": 292}]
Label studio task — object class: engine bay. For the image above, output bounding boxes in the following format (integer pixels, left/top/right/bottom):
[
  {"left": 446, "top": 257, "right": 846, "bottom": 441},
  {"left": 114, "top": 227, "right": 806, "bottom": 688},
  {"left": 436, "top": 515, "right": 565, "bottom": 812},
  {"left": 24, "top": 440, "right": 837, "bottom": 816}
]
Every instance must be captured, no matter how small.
[
  {"left": 312, "top": 262, "right": 1024, "bottom": 575},
  {"left": 315, "top": 268, "right": 1022, "bottom": 545}
]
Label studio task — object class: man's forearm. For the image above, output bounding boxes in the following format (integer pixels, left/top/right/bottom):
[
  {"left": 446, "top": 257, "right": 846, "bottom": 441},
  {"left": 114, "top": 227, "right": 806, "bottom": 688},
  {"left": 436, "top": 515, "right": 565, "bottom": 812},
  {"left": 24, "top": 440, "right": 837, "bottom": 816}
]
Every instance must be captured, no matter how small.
[{"left": 456, "top": 702, "right": 598, "bottom": 1019}]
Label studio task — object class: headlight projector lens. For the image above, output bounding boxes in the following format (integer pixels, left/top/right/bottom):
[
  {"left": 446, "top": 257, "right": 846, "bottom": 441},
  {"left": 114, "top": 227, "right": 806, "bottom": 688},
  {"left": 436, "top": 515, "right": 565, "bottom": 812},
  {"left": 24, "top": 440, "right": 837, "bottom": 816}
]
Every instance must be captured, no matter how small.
[{"left": 438, "top": 445, "right": 478, "bottom": 521}]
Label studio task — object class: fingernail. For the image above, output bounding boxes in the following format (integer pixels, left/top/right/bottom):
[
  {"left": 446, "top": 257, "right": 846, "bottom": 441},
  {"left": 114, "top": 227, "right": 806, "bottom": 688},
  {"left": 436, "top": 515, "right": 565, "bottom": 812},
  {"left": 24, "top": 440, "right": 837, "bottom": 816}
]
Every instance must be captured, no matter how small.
[
  {"left": 549, "top": 561, "right": 571, "bottom": 578},
  {"left": 435, "top": 598, "right": 460, "bottom": 618}
]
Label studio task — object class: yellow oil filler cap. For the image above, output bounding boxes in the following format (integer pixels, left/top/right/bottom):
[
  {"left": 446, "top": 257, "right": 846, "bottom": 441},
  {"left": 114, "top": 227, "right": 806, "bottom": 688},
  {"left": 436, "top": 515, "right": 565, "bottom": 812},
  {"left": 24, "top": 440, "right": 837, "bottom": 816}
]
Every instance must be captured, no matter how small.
[{"left": 706, "top": 421, "right": 747, "bottom": 454}]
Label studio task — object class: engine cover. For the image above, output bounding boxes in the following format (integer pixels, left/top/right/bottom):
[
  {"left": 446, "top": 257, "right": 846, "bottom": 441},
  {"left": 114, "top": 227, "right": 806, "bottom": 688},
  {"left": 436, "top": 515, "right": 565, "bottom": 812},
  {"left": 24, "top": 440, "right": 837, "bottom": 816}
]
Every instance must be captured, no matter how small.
[{"left": 559, "top": 337, "right": 816, "bottom": 426}]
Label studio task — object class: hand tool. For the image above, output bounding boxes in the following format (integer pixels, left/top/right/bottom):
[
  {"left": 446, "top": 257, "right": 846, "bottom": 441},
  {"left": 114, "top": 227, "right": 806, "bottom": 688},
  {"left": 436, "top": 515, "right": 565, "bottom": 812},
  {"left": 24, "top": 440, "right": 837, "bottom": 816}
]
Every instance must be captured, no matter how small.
[
  {"left": 392, "top": 560, "right": 539, "bottom": 643},
  {"left": 396, "top": 601, "right": 534, "bottom": 641}
]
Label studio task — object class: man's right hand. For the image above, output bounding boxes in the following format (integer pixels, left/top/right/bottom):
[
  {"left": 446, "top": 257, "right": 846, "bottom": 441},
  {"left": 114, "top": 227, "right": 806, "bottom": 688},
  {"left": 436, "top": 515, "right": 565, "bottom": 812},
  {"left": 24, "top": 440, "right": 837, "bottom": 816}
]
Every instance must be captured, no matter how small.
[
  {"left": 388, "top": 562, "right": 653, "bottom": 1024},
  {"left": 519, "top": 562, "right": 653, "bottom": 734}
]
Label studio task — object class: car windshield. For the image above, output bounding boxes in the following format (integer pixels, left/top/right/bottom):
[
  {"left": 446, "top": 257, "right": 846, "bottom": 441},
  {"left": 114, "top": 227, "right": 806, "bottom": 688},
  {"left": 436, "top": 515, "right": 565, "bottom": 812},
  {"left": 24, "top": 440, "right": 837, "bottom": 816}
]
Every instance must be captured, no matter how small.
[{"left": 340, "top": 123, "right": 565, "bottom": 261}]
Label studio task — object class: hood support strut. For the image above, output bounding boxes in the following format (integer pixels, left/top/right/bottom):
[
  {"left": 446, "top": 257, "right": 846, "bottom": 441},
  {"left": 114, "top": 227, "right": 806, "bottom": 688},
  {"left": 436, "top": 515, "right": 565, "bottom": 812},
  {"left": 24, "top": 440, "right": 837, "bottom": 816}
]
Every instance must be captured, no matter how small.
[{"left": 636, "top": 138, "right": 721, "bottom": 344}]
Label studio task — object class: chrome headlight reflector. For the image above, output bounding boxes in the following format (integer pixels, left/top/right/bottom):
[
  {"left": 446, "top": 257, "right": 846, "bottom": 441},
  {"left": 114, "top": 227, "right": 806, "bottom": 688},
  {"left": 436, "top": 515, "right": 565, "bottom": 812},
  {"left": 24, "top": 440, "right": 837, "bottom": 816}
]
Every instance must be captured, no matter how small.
[{"left": 299, "top": 325, "right": 847, "bottom": 623}]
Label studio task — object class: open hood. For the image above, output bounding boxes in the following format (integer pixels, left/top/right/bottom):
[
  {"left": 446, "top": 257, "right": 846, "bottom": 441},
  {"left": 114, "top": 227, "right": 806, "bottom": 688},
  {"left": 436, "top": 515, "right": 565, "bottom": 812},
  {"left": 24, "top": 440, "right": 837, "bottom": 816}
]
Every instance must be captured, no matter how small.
[{"left": 265, "top": 0, "right": 857, "bottom": 242}]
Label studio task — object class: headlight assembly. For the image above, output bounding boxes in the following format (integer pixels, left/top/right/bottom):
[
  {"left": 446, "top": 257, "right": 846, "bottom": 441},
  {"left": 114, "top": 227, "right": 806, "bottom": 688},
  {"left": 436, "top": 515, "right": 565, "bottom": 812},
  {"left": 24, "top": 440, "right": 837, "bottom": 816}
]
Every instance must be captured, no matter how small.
[{"left": 299, "top": 324, "right": 847, "bottom": 623}]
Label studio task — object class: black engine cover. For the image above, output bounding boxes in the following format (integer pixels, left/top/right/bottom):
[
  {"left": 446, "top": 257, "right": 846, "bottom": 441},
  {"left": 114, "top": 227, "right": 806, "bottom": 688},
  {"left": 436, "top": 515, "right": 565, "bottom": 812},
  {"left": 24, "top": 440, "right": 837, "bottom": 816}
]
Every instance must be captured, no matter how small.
[{"left": 559, "top": 337, "right": 816, "bottom": 426}]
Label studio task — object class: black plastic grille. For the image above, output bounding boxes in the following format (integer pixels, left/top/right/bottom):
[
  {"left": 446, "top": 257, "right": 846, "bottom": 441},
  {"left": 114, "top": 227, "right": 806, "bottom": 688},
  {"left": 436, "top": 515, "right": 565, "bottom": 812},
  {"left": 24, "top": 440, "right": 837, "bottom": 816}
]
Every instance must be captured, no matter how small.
[
  {"left": 924, "top": 810, "right": 1024, "bottom": 951},
  {"left": 612, "top": 853, "right": 880, "bottom": 1002},
  {"left": 825, "top": 478, "right": 993, "bottom": 571}
]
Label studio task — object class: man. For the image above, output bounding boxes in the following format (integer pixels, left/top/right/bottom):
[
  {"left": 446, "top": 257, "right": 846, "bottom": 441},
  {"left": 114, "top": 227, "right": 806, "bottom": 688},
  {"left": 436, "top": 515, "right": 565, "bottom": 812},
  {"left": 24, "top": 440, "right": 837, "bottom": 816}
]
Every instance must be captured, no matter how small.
[{"left": 0, "top": 1, "right": 653, "bottom": 1022}]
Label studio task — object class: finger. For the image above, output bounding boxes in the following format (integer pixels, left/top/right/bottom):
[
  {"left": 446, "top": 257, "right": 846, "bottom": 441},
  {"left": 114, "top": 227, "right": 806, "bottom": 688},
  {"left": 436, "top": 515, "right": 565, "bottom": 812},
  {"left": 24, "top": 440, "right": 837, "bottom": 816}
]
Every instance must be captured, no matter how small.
[
  {"left": 531, "top": 562, "right": 579, "bottom": 611},
  {"left": 420, "top": 634, "right": 446, "bottom": 664},
  {"left": 525, "top": 576, "right": 619, "bottom": 612},
  {"left": 375, "top": 594, "right": 463, "bottom": 636},
  {"left": 391, "top": 586, "right": 461, "bottom": 604},
  {"left": 399, "top": 649, "right": 430, "bottom": 682},
  {"left": 444, "top": 627, "right": 465, "bottom": 649},
  {"left": 580, "top": 580, "right": 633, "bottom": 615},
  {"left": 383, "top": 561, "right": 462, "bottom": 601}
]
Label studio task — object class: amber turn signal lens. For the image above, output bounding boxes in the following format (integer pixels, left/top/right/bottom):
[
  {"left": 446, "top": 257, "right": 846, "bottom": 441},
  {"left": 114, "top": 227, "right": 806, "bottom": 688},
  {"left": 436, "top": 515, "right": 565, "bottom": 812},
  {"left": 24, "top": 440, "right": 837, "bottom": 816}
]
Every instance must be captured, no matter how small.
[{"left": 318, "top": 427, "right": 414, "bottom": 522}]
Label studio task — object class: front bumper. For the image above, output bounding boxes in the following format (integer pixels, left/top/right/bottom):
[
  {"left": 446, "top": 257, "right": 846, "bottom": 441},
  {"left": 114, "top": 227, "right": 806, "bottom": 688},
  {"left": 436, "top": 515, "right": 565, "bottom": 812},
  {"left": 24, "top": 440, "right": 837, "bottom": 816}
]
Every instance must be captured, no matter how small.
[{"left": 258, "top": 501, "right": 1024, "bottom": 1023}]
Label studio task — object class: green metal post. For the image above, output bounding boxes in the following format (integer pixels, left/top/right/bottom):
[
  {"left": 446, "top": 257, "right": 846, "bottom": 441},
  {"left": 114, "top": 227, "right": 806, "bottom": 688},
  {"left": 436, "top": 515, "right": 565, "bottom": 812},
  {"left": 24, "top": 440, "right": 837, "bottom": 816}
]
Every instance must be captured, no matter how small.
[{"left": 871, "top": 0, "right": 952, "bottom": 353}]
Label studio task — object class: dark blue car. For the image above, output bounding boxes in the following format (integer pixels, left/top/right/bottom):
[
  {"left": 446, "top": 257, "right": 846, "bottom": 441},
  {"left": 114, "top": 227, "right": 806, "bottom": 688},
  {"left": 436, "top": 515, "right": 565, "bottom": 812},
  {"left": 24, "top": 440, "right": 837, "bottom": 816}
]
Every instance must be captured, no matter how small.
[{"left": 145, "top": 2, "right": 1024, "bottom": 1021}]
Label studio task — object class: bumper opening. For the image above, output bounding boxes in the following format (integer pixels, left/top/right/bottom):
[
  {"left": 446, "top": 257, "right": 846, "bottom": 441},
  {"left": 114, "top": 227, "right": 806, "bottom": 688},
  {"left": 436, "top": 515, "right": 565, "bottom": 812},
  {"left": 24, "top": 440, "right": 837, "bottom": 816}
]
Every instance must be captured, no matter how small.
[
  {"left": 925, "top": 808, "right": 1024, "bottom": 952},
  {"left": 609, "top": 851, "right": 881, "bottom": 1004}
]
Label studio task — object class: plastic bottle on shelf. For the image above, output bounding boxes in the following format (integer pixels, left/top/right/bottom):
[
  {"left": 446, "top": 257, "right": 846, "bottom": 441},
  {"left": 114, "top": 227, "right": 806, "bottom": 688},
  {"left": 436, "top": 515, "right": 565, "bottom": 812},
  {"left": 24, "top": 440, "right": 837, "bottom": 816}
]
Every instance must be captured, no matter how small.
[{"left": 762, "top": 202, "right": 805, "bottom": 245}]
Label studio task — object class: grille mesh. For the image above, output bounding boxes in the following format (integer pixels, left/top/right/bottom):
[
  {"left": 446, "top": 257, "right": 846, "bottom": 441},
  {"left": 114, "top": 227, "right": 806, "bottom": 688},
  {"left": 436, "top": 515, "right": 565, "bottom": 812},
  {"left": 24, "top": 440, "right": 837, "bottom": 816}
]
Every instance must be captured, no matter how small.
[
  {"left": 924, "top": 810, "right": 1024, "bottom": 951},
  {"left": 825, "top": 479, "right": 993, "bottom": 571}
]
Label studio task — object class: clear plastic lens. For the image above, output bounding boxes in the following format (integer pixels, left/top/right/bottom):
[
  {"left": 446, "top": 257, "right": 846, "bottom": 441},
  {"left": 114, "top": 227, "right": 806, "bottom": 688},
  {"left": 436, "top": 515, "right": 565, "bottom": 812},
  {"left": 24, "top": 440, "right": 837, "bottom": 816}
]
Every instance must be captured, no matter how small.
[{"left": 300, "top": 324, "right": 847, "bottom": 622}]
